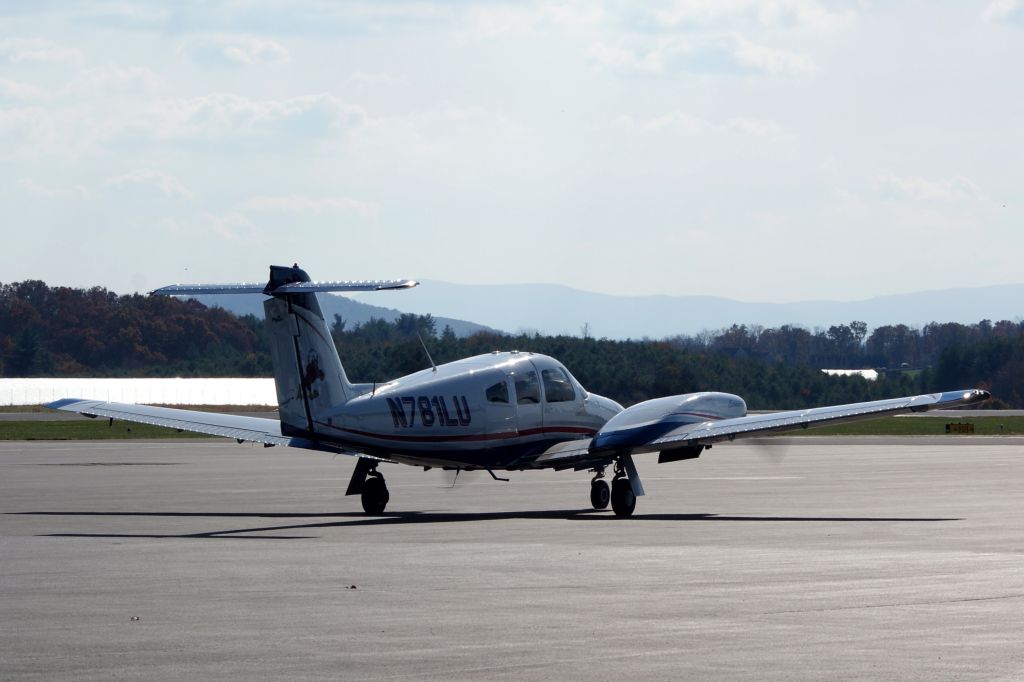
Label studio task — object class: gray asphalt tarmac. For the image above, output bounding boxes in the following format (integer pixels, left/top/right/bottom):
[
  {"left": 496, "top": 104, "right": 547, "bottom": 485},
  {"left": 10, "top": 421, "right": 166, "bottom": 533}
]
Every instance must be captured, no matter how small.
[{"left": 2, "top": 438, "right": 1024, "bottom": 680}]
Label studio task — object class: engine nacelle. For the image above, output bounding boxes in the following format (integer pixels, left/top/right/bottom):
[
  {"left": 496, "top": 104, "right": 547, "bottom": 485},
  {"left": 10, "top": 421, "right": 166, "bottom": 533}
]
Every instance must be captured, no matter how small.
[{"left": 590, "top": 392, "right": 746, "bottom": 454}]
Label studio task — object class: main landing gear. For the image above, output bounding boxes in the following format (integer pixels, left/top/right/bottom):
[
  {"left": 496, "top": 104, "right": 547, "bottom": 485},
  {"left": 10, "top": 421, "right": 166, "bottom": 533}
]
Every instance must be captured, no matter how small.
[
  {"left": 361, "top": 470, "right": 390, "bottom": 514},
  {"left": 610, "top": 459, "right": 636, "bottom": 517},
  {"left": 346, "top": 458, "right": 390, "bottom": 515},
  {"left": 590, "top": 457, "right": 643, "bottom": 517}
]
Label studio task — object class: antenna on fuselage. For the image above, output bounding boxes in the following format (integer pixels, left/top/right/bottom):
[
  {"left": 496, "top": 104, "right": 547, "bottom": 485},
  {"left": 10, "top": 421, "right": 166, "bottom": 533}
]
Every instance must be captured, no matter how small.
[{"left": 417, "top": 332, "right": 437, "bottom": 373}]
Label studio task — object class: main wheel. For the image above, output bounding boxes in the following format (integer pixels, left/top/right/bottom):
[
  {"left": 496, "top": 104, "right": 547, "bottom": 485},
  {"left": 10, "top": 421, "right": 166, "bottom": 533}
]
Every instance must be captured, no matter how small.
[
  {"left": 361, "top": 476, "right": 390, "bottom": 514},
  {"left": 610, "top": 478, "right": 636, "bottom": 517},
  {"left": 590, "top": 479, "right": 610, "bottom": 509}
]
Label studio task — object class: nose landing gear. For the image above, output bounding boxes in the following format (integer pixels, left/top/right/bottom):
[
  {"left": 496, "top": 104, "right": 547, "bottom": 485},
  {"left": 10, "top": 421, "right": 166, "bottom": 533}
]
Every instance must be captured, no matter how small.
[{"left": 589, "top": 469, "right": 610, "bottom": 509}]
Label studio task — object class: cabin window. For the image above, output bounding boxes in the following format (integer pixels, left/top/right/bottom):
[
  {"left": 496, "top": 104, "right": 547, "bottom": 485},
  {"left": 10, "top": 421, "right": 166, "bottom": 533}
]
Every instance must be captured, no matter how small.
[
  {"left": 485, "top": 381, "right": 509, "bottom": 404},
  {"left": 514, "top": 370, "right": 540, "bottom": 404},
  {"left": 542, "top": 367, "right": 576, "bottom": 403}
]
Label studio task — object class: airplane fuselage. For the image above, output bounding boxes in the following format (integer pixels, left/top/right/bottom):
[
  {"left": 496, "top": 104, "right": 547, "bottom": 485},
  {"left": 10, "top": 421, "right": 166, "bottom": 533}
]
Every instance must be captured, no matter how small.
[{"left": 308, "top": 351, "right": 618, "bottom": 468}]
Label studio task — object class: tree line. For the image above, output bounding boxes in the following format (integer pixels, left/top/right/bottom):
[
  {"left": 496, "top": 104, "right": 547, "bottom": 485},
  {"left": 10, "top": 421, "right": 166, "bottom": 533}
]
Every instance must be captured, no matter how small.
[
  {"left": 1, "top": 280, "right": 1021, "bottom": 408},
  {"left": 0, "top": 280, "right": 270, "bottom": 377}
]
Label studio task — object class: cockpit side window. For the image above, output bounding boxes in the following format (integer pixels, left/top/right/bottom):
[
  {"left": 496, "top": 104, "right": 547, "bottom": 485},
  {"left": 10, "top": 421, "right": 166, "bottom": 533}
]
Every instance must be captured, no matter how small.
[
  {"left": 485, "top": 381, "right": 509, "bottom": 404},
  {"left": 542, "top": 367, "right": 576, "bottom": 403},
  {"left": 514, "top": 370, "right": 540, "bottom": 404}
]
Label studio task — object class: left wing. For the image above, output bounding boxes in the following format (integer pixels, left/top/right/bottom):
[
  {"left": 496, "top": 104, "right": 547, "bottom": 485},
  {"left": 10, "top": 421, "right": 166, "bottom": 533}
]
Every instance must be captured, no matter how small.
[{"left": 46, "top": 399, "right": 361, "bottom": 455}]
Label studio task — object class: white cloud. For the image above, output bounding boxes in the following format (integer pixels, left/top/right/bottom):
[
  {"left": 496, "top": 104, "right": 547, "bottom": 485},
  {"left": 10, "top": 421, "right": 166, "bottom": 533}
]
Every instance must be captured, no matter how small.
[
  {"left": 72, "top": 2, "right": 171, "bottom": 30},
  {"left": 649, "top": 0, "right": 853, "bottom": 32},
  {"left": 112, "top": 93, "right": 368, "bottom": 145},
  {"left": 0, "top": 37, "right": 82, "bottom": 64},
  {"left": 588, "top": 33, "right": 814, "bottom": 75},
  {"left": 587, "top": 41, "right": 665, "bottom": 73},
  {"left": 1, "top": 91, "right": 372, "bottom": 159},
  {"left": 63, "top": 64, "right": 160, "bottom": 96},
  {"left": 241, "top": 195, "right": 379, "bottom": 219},
  {"left": 202, "top": 211, "right": 256, "bottom": 241},
  {"left": 19, "top": 179, "right": 91, "bottom": 200},
  {"left": 466, "top": 3, "right": 605, "bottom": 39},
  {"left": 0, "top": 107, "right": 53, "bottom": 156},
  {"left": 185, "top": 35, "right": 290, "bottom": 66},
  {"left": 0, "top": 77, "right": 48, "bottom": 102},
  {"left": 729, "top": 33, "right": 815, "bottom": 74},
  {"left": 348, "top": 72, "right": 403, "bottom": 87},
  {"left": 612, "top": 111, "right": 784, "bottom": 136},
  {"left": 877, "top": 172, "right": 984, "bottom": 203},
  {"left": 982, "top": 0, "right": 1024, "bottom": 23},
  {"left": 103, "top": 170, "right": 193, "bottom": 199}
]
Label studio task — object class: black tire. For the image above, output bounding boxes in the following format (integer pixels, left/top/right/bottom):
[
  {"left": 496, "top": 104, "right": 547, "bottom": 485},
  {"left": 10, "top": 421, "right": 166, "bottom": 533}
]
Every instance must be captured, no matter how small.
[
  {"left": 610, "top": 478, "right": 636, "bottom": 517},
  {"left": 361, "top": 476, "right": 389, "bottom": 514},
  {"left": 590, "top": 480, "right": 610, "bottom": 509}
]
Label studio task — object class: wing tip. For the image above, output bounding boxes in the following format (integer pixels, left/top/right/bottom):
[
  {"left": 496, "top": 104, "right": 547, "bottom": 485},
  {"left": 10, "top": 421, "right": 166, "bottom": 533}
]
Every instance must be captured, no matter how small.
[{"left": 45, "top": 398, "right": 85, "bottom": 410}]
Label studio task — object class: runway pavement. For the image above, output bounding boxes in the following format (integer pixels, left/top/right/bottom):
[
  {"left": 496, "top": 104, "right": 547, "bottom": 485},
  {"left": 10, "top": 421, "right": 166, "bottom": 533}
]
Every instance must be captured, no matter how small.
[{"left": 2, "top": 438, "right": 1024, "bottom": 680}]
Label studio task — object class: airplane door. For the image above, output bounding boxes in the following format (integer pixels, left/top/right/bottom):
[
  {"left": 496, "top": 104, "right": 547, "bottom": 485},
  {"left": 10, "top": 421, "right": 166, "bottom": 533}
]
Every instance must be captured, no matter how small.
[{"left": 510, "top": 363, "right": 543, "bottom": 435}]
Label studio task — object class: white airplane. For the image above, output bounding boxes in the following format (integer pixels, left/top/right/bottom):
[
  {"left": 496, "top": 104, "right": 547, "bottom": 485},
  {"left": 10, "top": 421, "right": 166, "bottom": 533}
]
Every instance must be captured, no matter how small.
[{"left": 48, "top": 264, "right": 991, "bottom": 517}]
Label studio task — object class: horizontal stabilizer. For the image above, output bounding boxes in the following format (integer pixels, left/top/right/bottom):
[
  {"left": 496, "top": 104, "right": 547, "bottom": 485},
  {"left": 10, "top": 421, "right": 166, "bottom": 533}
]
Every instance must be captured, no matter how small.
[{"left": 152, "top": 279, "right": 418, "bottom": 296}]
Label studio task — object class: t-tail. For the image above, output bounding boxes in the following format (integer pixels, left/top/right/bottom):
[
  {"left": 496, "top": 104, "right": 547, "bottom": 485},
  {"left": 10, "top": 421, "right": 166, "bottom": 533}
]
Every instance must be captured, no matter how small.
[{"left": 152, "top": 265, "right": 418, "bottom": 438}]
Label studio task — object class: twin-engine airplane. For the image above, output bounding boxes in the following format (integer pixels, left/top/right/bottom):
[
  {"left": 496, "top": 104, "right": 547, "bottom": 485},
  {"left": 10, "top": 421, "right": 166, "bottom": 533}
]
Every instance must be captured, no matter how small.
[{"left": 49, "top": 265, "right": 991, "bottom": 517}]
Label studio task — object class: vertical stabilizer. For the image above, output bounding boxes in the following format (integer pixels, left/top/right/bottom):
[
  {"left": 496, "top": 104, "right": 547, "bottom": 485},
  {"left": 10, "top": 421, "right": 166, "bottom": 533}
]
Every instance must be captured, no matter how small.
[{"left": 262, "top": 265, "right": 353, "bottom": 437}]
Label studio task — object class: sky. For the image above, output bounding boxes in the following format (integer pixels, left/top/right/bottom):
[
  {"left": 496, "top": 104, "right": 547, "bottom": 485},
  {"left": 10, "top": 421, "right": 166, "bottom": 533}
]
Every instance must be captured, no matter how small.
[{"left": 1, "top": 1, "right": 1021, "bottom": 303}]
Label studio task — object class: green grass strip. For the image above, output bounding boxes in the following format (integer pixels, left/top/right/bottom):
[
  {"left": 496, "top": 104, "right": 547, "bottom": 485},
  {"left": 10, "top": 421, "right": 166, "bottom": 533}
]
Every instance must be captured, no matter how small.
[
  {"left": 0, "top": 420, "right": 214, "bottom": 440},
  {"left": 791, "top": 416, "right": 1024, "bottom": 437}
]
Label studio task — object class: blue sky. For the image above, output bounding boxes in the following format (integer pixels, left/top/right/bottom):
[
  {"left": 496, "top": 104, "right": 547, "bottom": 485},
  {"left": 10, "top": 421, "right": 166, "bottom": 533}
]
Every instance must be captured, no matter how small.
[{"left": 1, "top": 1, "right": 1021, "bottom": 302}]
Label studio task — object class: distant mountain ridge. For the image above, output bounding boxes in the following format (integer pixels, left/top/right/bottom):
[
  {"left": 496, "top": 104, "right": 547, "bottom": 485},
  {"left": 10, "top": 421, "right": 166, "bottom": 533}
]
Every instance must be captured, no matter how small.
[
  {"left": 182, "top": 293, "right": 499, "bottom": 338},
  {"left": 347, "top": 280, "right": 1024, "bottom": 339}
]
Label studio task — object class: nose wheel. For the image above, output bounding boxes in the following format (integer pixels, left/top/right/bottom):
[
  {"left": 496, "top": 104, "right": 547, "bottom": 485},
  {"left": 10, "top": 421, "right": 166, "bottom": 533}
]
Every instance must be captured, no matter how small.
[
  {"left": 361, "top": 472, "right": 390, "bottom": 514},
  {"left": 590, "top": 476, "right": 610, "bottom": 509}
]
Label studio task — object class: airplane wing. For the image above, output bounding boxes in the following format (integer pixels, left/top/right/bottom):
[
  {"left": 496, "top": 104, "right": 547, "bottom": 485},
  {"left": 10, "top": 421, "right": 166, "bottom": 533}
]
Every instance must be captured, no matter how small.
[
  {"left": 532, "top": 438, "right": 605, "bottom": 470},
  {"left": 533, "top": 389, "right": 992, "bottom": 470},
  {"left": 45, "top": 398, "right": 365, "bottom": 455},
  {"left": 589, "top": 389, "right": 992, "bottom": 456},
  {"left": 649, "top": 390, "right": 989, "bottom": 449}
]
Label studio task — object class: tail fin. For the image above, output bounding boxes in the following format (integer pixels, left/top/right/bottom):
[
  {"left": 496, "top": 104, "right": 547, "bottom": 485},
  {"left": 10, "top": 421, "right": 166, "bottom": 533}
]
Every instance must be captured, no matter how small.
[
  {"left": 263, "top": 265, "right": 350, "bottom": 436},
  {"left": 152, "top": 265, "right": 418, "bottom": 438}
]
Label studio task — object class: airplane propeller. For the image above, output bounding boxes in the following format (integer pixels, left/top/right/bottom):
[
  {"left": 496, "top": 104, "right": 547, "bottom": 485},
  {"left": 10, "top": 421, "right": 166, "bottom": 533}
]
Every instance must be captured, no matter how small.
[{"left": 748, "top": 436, "right": 792, "bottom": 464}]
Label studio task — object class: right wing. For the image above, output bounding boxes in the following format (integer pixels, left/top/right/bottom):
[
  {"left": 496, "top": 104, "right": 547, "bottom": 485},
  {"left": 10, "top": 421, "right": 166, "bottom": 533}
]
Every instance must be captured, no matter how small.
[
  {"left": 590, "top": 389, "right": 992, "bottom": 455},
  {"left": 525, "top": 388, "right": 991, "bottom": 471}
]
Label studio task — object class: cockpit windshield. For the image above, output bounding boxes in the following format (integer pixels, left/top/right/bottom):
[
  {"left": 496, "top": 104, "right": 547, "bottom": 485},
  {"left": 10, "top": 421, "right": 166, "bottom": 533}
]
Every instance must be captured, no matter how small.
[{"left": 542, "top": 367, "right": 575, "bottom": 403}]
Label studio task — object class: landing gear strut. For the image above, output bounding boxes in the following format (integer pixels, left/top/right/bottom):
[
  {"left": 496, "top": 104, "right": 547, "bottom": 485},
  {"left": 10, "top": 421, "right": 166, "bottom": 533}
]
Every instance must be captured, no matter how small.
[
  {"left": 361, "top": 470, "right": 390, "bottom": 514},
  {"left": 610, "top": 458, "right": 638, "bottom": 517},
  {"left": 590, "top": 469, "right": 610, "bottom": 509}
]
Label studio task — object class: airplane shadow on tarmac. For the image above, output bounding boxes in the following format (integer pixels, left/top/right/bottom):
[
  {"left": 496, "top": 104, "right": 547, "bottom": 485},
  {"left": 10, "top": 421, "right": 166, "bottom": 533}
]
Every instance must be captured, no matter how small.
[{"left": 10, "top": 509, "right": 962, "bottom": 540}]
